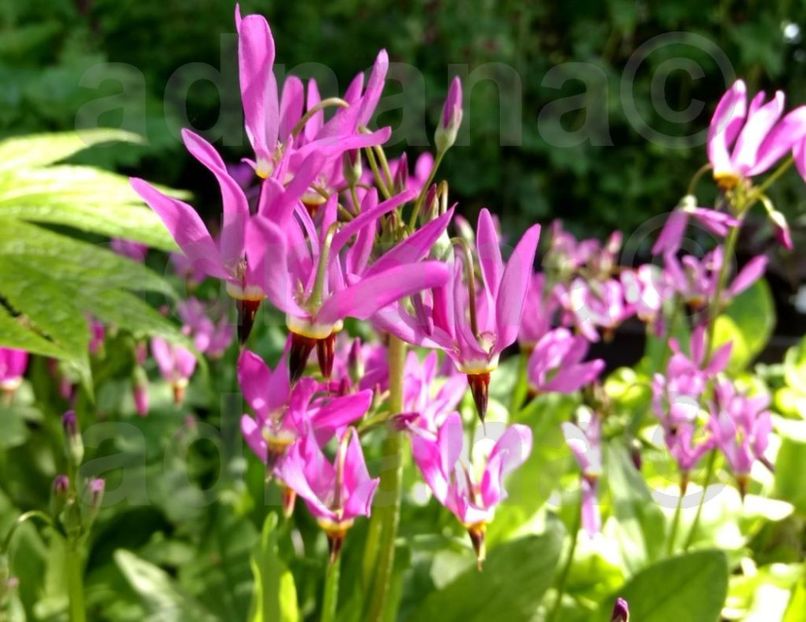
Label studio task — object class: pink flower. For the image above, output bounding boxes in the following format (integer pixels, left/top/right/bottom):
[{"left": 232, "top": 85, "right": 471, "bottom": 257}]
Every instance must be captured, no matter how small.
[
  {"left": 558, "top": 277, "right": 626, "bottom": 342},
  {"left": 620, "top": 264, "right": 672, "bottom": 325},
  {"left": 708, "top": 79, "right": 806, "bottom": 189},
  {"left": 235, "top": 8, "right": 390, "bottom": 179},
  {"left": 651, "top": 327, "right": 729, "bottom": 481},
  {"left": 276, "top": 428, "right": 378, "bottom": 560},
  {"left": 0, "top": 347, "right": 28, "bottom": 395},
  {"left": 652, "top": 199, "right": 739, "bottom": 256},
  {"left": 151, "top": 337, "right": 196, "bottom": 404},
  {"left": 664, "top": 247, "right": 767, "bottom": 309},
  {"left": 398, "top": 351, "right": 467, "bottom": 430},
  {"left": 377, "top": 208, "right": 540, "bottom": 420},
  {"left": 246, "top": 191, "right": 451, "bottom": 380},
  {"left": 410, "top": 412, "right": 532, "bottom": 564},
  {"left": 709, "top": 380, "right": 772, "bottom": 497},
  {"left": 527, "top": 328, "right": 604, "bottom": 394},
  {"left": 518, "top": 273, "right": 558, "bottom": 349},
  {"left": 238, "top": 349, "right": 371, "bottom": 468},
  {"left": 178, "top": 298, "right": 233, "bottom": 359},
  {"left": 562, "top": 412, "right": 602, "bottom": 537}
]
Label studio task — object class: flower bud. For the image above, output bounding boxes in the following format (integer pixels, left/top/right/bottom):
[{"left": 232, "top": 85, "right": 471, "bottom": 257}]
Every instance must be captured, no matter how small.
[
  {"left": 62, "top": 410, "right": 84, "bottom": 466},
  {"left": 133, "top": 367, "right": 149, "bottom": 417},
  {"left": 435, "top": 77, "right": 463, "bottom": 154},
  {"left": 347, "top": 339, "right": 364, "bottom": 386},
  {"left": 768, "top": 208, "right": 793, "bottom": 250},
  {"left": 85, "top": 478, "right": 105, "bottom": 525},
  {"left": 611, "top": 597, "right": 629, "bottom": 622},
  {"left": 342, "top": 150, "right": 362, "bottom": 187},
  {"left": 393, "top": 153, "right": 409, "bottom": 193},
  {"left": 50, "top": 474, "right": 70, "bottom": 517}
]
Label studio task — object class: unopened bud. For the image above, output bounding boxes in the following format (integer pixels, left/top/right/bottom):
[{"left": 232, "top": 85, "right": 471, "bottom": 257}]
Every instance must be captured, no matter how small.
[
  {"left": 50, "top": 474, "right": 70, "bottom": 516},
  {"left": 62, "top": 411, "right": 84, "bottom": 466},
  {"left": 347, "top": 339, "right": 364, "bottom": 385},
  {"left": 611, "top": 597, "right": 629, "bottom": 622},
  {"left": 85, "top": 478, "right": 105, "bottom": 524},
  {"left": 394, "top": 153, "right": 409, "bottom": 193},
  {"left": 343, "top": 150, "right": 362, "bottom": 187},
  {"left": 133, "top": 367, "right": 149, "bottom": 416},
  {"left": 435, "top": 77, "right": 463, "bottom": 154}
]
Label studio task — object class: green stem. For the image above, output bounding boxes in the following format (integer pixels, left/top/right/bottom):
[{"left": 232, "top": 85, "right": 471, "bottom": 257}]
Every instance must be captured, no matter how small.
[
  {"left": 683, "top": 449, "right": 717, "bottom": 551},
  {"left": 705, "top": 222, "right": 741, "bottom": 358},
  {"left": 509, "top": 351, "right": 529, "bottom": 416},
  {"left": 408, "top": 150, "right": 445, "bottom": 229},
  {"left": 749, "top": 155, "right": 794, "bottom": 203},
  {"left": 365, "top": 146, "right": 392, "bottom": 199},
  {"left": 666, "top": 478, "right": 685, "bottom": 557},
  {"left": 373, "top": 145, "right": 395, "bottom": 192},
  {"left": 364, "top": 336, "right": 406, "bottom": 622},
  {"left": 686, "top": 163, "right": 713, "bottom": 196},
  {"left": 547, "top": 489, "right": 582, "bottom": 622},
  {"left": 65, "top": 539, "right": 86, "bottom": 622},
  {"left": 320, "top": 555, "right": 341, "bottom": 622}
]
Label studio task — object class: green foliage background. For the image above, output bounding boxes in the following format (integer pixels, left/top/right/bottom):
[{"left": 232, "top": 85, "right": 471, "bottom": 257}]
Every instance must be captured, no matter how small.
[{"left": 2, "top": 0, "right": 806, "bottom": 236}]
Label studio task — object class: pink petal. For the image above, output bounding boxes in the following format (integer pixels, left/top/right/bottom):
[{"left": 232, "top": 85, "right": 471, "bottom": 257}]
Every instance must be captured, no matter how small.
[
  {"left": 707, "top": 80, "right": 747, "bottom": 174},
  {"left": 652, "top": 209, "right": 688, "bottom": 255},
  {"left": 237, "top": 349, "right": 272, "bottom": 416},
  {"left": 318, "top": 261, "right": 449, "bottom": 325},
  {"left": 733, "top": 91, "right": 785, "bottom": 174},
  {"left": 237, "top": 13, "right": 279, "bottom": 164},
  {"left": 728, "top": 255, "right": 767, "bottom": 298},
  {"left": 181, "top": 129, "right": 249, "bottom": 269},
  {"left": 279, "top": 76, "right": 304, "bottom": 142},
  {"left": 130, "top": 178, "right": 227, "bottom": 279},
  {"left": 241, "top": 415, "right": 268, "bottom": 463},
  {"left": 495, "top": 224, "right": 541, "bottom": 350},
  {"left": 245, "top": 217, "right": 305, "bottom": 315},
  {"left": 476, "top": 208, "right": 504, "bottom": 297}
]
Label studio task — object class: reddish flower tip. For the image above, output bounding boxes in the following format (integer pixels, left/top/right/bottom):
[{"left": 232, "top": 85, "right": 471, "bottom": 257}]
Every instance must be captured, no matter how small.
[
  {"left": 282, "top": 485, "right": 297, "bottom": 519},
  {"left": 289, "top": 332, "right": 317, "bottom": 382},
  {"left": 467, "top": 372, "right": 491, "bottom": 423},
  {"left": 236, "top": 298, "right": 262, "bottom": 344}
]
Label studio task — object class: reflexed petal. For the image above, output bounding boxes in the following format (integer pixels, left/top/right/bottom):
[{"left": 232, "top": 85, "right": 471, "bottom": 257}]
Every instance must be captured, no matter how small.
[
  {"left": 245, "top": 217, "right": 305, "bottom": 315},
  {"left": 728, "top": 255, "right": 767, "bottom": 297},
  {"left": 476, "top": 208, "right": 504, "bottom": 297},
  {"left": 279, "top": 76, "right": 304, "bottom": 142},
  {"left": 130, "top": 178, "right": 227, "bottom": 279},
  {"left": 237, "top": 349, "right": 272, "bottom": 416},
  {"left": 495, "top": 224, "right": 541, "bottom": 350}
]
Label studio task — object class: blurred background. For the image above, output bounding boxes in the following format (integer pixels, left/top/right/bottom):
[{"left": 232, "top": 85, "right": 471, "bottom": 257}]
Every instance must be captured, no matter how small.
[{"left": 2, "top": 0, "right": 806, "bottom": 338}]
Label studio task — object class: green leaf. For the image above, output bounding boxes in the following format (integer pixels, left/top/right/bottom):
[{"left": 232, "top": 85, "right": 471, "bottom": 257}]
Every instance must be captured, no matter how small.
[
  {"left": 712, "top": 279, "right": 775, "bottom": 372},
  {"left": 605, "top": 443, "right": 667, "bottom": 572},
  {"left": 784, "top": 570, "right": 806, "bottom": 622},
  {"left": 0, "top": 165, "right": 177, "bottom": 250},
  {"left": 0, "top": 129, "right": 143, "bottom": 171},
  {"left": 0, "top": 218, "right": 176, "bottom": 298},
  {"left": 410, "top": 526, "right": 563, "bottom": 622},
  {"left": 783, "top": 336, "right": 806, "bottom": 390},
  {"left": 595, "top": 550, "right": 728, "bottom": 622},
  {"left": 115, "top": 549, "right": 217, "bottom": 622},
  {"left": 0, "top": 305, "right": 66, "bottom": 358},
  {"left": 248, "top": 513, "right": 299, "bottom": 622},
  {"left": 774, "top": 438, "right": 806, "bottom": 515}
]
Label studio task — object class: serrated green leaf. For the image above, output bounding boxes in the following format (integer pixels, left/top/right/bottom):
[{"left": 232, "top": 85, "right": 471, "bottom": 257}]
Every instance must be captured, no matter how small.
[
  {"left": 0, "top": 129, "right": 142, "bottom": 171},
  {"left": 0, "top": 218, "right": 176, "bottom": 298},
  {"left": 114, "top": 549, "right": 217, "bottom": 622},
  {"left": 411, "top": 526, "right": 563, "bottom": 622},
  {"left": 595, "top": 550, "right": 728, "bottom": 622},
  {"left": 0, "top": 305, "right": 66, "bottom": 358}
]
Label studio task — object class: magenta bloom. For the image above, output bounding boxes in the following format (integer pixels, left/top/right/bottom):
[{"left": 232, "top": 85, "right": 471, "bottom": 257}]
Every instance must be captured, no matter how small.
[
  {"left": 709, "top": 380, "right": 772, "bottom": 497},
  {"left": 276, "top": 428, "right": 378, "bottom": 559},
  {"left": 611, "top": 598, "right": 630, "bottom": 622},
  {"left": 88, "top": 317, "right": 105, "bottom": 356},
  {"left": 178, "top": 298, "right": 233, "bottom": 359},
  {"left": 0, "top": 347, "right": 29, "bottom": 395},
  {"left": 651, "top": 327, "right": 730, "bottom": 481},
  {"left": 410, "top": 412, "right": 532, "bottom": 563},
  {"left": 235, "top": 8, "right": 390, "bottom": 179},
  {"left": 527, "top": 328, "right": 604, "bottom": 394},
  {"left": 652, "top": 200, "right": 739, "bottom": 256},
  {"left": 246, "top": 193, "right": 451, "bottom": 380},
  {"left": 558, "top": 277, "right": 626, "bottom": 342},
  {"left": 664, "top": 247, "right": 767, "bottom": 310},
  {"left": 708, "top": 80, "right": 806, "bottom": 189},
  {"left": 621, "top": 264, "right": 672, "bottom": 327},
  {"left": 151, "top": 337, "right": 196, "bottom": 404},
  {"left": 238, "top": 349, "right": 371, "bottom": 467},
  {"left": 518, "top": 273, "right": 557, "bottom": 349},
  {"left": 435, "top": 76, "right": 463, "bottom": 153},
  {"left": 378, "top": 208, "right": 540, "bottom": 420},
  {"left": 562, "top": 412, "right": 602, "bottom": 537},
  {"left": 398, "top": 351, "right": 467, "bottom": 430}
]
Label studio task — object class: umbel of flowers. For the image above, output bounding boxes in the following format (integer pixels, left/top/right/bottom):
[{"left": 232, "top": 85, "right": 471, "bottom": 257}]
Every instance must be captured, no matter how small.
[{"left": 121, "top": 4, "right": 806, "bottom": 619}]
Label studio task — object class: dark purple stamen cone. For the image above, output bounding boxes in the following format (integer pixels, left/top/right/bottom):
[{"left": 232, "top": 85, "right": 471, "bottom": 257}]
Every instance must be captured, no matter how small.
[
  {"left": 467, "top": 523, "right": 486, "bottom": 570},
  {"left": 467, "top": 373, "right": 490, "bottom": 423},
  {"left": 289, "top": 332, "right": 317, "bottom": 382},
  {"left": 236, "top": 298, "right": 262, "bottom": 344},
  {"left": 316, "top": 333, "right": 336, "bottom": 379},
  {"left": 737, "top": 474, "right": 748, "bottom": 500},
  {"left": 611, "top": 597, "right": 629, "bottom": 621}
]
